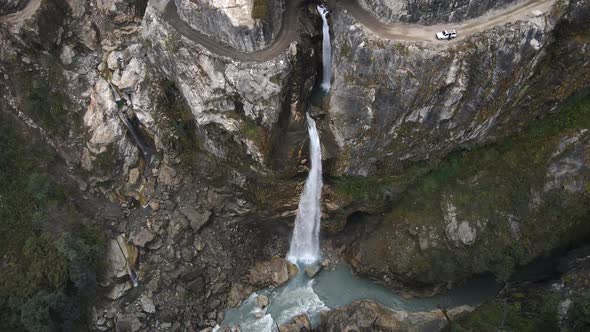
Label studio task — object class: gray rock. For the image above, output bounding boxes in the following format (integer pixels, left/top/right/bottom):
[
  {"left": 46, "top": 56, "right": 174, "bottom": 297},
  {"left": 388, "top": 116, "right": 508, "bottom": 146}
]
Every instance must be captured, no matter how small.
[
  {"left": 359, "top": 0, "right": 518, "bottom": 24},
  {"left": 248, "top": 256, "right": 299, "bottom": 288},
  {"left": 107, "top": 51, "right": 122, "bottom": 71},
  {"left": 175, "top": 0, "right": 285, "bottom": 52},
  {"left": 320, "top": 300, "right": 472, "bottom": 332},
  {"left": 115, "top": 315, "right": 142, "bottom": 332},
  {"left": 107, "top": 282, "right": 132, "bottom": 300},
  {"left": 208, "top": 297, "right": 221, "bottom": 310},
  {"left": 159, "top": 308, "right": 176, "bottom": 323},
  {"left": 140, "top": 294, "right": 156, "bottom": 313},
  {"left": 180, "top": 207, "right": 211, "bottom": 232},
  {"left": 128, "top": 168, "right": 140, "bottom": 184},
  {"left": 169, "top": 216, "right": 189, "bottom": 242},
  {"left": 103, "top": 236, "right": 138, "bottom": 285},
  {"left": 279, "top": 313, "right": 311, "bottom": 332},
  {"left": 304, "top": 263, "right": 322, "bottom": 278},
  {"left": 60, "top": 45, "right": 74, "bottom": 65},
  {"left": 158, "top": 165, "right": 177, "bottom": 187},
  {"left": 256, "top": 294, "right": 269, "bottom": 309},
  {"left": 130, "top": 228, "right": 155, "bottom": 247},
  {"left": 111, "top": 57, "right": 145, "bottom": 92}
]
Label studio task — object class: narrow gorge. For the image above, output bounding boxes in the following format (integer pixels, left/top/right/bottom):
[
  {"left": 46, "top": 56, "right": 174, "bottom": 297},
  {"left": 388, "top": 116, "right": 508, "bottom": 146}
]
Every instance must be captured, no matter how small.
[{"left": 0, "top": 0, "right": 589, "bottom": 331}]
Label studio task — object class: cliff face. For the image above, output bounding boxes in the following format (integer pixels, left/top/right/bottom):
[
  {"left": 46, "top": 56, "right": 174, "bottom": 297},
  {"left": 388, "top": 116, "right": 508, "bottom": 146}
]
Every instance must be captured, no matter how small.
[
  {"left": 325, "top": 0, "right": 589, "bottom": 177},
  {"left": 0, "top": 0, "right": 28, "bottom": 15},
  {"left": 325, "top": 0, "right": 590, "bottom": 290},
  {"left": 359, "top": 0, "right": 519, "bottom": 24},
  {"left": 175, "top": 0, "right": 285, "bottom": 51},
  {"left": 1, "top": 0, "right": 590, "bottom": 330}
]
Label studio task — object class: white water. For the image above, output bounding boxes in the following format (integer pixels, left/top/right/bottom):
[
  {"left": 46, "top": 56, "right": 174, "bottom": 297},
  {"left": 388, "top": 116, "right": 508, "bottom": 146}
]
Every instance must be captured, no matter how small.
[
  {"left": 317, "top": 5, "right": 332, "bottom": 91},
  {"left": 287, "top": 114, "right": 323, "bottom": 265},
  {"left": 222, "top": 273, "right": 328, "bottom": 332}
]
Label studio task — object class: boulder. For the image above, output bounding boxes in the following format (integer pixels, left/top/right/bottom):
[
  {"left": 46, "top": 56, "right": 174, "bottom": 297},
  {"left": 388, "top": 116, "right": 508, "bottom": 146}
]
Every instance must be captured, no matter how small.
[
  {"left": 60, "top": 45, "right": 74, "bottom": 65},
  {"left": 128, "top": 168, "right": 140, "bottom": 184},
  {"left": 103, "top": 235, "right": 138, "bottom": 285},
  {"left": 130, "top": 228, "right": 155, "bottom": 247},
  {"left": 111, "top": 57, "right": 145, "bottom": 91},
  {"left": 169, "top": 215, "right": 189, "bottom": 242},
  {"left": 320, "top": 300, "right": 473, "bottom": 332},
  {"left": 248, "top": 256, "right": 298, "bottom": 288},
  {"left": 279, "top": 314, "right": 311, "bottom": 332},
  {"left": 304, "top": 263, "right": 322, "bottom": 278},
  {"left": 256, "top": 295, "right": 269, "bottom": 309},
  {"left": 158, "top": 165, "right": 177, "bottom": 187},
  {"left": 227, "top": 282, "right": 253, "bottom": 307},
  {"left": 106, "top": 282, "right": 132, "bottom": 300},
  {"left": 140, "top": 294, "right": 156, "bottom": 313},
  {"left": 115, "top": 315, "right": 142, "bottom": 332},
  {"left": 180, "top": 207, "right": 211, "bottom": 232}
]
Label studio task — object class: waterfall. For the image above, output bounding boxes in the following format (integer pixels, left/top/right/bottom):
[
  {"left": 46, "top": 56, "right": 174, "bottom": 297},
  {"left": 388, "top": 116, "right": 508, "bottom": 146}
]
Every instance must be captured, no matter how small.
[
  {"left": 317, "top": 5, "right": 331, "bottom": 91},
  {"left": 287, "top": 114, "right": 323, "bottom": 265}
]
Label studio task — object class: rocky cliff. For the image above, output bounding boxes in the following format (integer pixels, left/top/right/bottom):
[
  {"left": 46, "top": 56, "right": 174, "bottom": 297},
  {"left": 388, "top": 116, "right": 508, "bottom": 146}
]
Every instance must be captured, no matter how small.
[
  {"left": 322, "top": 0, "right": 590, "bottom": 292},
  {"left": 1, "top": 0, "right": 590, "bottom": 330},
  {"left": 359, "top": 0, "right": 519, "bottom": 24},
  {"left": 175, "top": 0, "right": 285, "bottom": 51}
]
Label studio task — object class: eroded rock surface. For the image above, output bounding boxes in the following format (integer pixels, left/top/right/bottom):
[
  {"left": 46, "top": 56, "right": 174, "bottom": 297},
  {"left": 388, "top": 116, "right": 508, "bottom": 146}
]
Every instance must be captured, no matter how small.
[{"left": 320, "top": 300, "right": 473, "bottom": 332}]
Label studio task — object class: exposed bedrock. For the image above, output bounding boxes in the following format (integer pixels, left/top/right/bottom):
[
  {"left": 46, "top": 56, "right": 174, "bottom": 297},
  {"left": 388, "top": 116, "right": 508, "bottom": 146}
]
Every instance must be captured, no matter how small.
[
  {"left": 358, "top": 0, "right": 521, "bottom": 24},
  {"left": 0, "top": 0, "right": 28, "bottom": 16},
  {"left": 318, "top": 0, "right": 590, "bottom": 293},
  {"left": 327, "top": 0, "right": 590, "bottom": 178},
  {"left": 2, "top": 0, "right": 590, "bottom": 329},
  {"left": 175, "top": 0, "right": 285, "bottom": 51}
]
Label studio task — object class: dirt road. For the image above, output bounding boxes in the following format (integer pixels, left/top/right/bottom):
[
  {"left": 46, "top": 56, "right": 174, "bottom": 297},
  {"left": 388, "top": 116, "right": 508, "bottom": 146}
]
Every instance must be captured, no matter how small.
[
  {"left": 339, "top": 0, "right": 555, "bottom": 42},
  {"left": 2, "top": 0, "right": 556, "bottom": 59}
]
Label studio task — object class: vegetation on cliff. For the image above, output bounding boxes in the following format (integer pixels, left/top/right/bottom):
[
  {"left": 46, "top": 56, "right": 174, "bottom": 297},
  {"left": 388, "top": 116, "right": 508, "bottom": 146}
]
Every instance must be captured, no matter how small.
[
  {"left": 348, "top": 88, "right": 590, "bottom": 287},
  {"left": 0, "top": 113, "right": 104, "bottom": 331}
]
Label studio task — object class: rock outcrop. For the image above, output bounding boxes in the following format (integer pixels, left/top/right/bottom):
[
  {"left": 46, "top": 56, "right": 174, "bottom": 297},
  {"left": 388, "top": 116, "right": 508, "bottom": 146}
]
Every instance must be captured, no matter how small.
[
  {"left": 0, "top": 0, "right": 28, "bottom": 16},
  {"left": 2, "top": 0, "right": 590, "bottom": 330},
  {"left": 326, "top": 0, "right": 590, "bottom": 177},
  {"left": 175, "top": 0, "right": 285, "bottom": 51},
  {"left": 320, "top": 300, "right": 473, "bottom": 331},
  {"left": 359, "top": 0, "right": 519, "bottom": 24},
  {"left": 228, "top": 256, "right": 298, "bottom": 306}
]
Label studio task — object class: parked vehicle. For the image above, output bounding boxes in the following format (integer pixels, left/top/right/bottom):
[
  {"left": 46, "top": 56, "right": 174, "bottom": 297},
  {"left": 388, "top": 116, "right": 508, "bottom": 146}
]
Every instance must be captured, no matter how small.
[{"left": 436, "top": 29, "right": 458, "bottom": 40}]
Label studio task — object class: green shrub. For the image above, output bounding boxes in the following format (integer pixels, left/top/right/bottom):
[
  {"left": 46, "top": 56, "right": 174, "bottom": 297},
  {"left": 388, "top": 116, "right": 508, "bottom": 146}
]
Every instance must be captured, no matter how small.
[
  {"left": 27, "top": 173, "right": 51, "bottom": 203},
  {"left": 572, "top": 292, "right": 590, "bottom": 329},
  {"left": 252, "top": 0, "right": 269, "bottom": 20},
  {"left": 0, "top": 113, "right": 104, "bottom": 330},
  {"left": 157, "top": 80, "right": 200, "bottom": 166}
]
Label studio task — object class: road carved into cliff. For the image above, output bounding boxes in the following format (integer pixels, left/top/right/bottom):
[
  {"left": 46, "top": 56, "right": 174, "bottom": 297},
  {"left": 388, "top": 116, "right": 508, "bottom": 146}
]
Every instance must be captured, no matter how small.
[
  {"left": 340, "top": 0, "right": 555, "bottom": 42},
  {"left": 0, "top": 0, "right": 41, "bottom": 24},
  {"left": 160, "top": 0, "right": 300, "bottom": 62},
  {"left": 2, "top": 0, "right": 555, "bottom": 60},
  {"left": 159, "top": 0, "right": 555, "bottom": 62}
]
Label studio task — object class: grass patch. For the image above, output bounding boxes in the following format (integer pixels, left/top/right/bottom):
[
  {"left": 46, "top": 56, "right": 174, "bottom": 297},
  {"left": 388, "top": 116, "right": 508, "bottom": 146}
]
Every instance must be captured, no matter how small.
[
  {"left": 239, "top": 116, "right": 268, "bottom": 153},
  {"left": 451, "top": 294, "right": 560, "bottom": 332},
  {"left": 157, "top": 80, "right": 200, "bottom": 166},
  {"left": 16, "top": 56, "right": 79, "bottom": 139},
  {"left": 252, "top": 0, "right": 270, "bottom": 20},
  {"left": 361, "top": 89, "right": 590, "bottom": 284}
]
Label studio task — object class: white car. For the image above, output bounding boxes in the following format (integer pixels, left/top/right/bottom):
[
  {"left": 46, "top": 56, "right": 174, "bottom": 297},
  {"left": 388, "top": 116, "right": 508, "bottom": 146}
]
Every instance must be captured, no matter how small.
[{"left": 436, "top": 29, "right": 457, "bottom": 40}]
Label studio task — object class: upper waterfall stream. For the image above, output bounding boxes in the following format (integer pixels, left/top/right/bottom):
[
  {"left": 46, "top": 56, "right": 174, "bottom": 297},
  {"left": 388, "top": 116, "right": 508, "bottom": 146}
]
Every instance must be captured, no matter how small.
[{"left": 318, "top": 5, "right": 331, "bottom": 91}]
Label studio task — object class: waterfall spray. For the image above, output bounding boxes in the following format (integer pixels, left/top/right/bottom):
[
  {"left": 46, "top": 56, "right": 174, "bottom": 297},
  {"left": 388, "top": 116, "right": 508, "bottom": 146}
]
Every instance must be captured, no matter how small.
[
  {"left": 317, "top": 5, "right": 332, "bottom": 91},
  {"left": 287, "top": 114, "right": 323, "bottom": 265}
]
